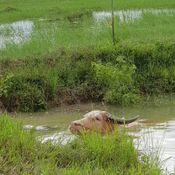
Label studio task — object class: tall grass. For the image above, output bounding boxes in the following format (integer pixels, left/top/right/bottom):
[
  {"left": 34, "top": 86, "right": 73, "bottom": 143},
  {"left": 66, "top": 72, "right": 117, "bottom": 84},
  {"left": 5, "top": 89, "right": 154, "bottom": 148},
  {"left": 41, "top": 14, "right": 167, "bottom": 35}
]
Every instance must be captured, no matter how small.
[{"left": 0, "top": 114, "right": 162, "bottom": 175}]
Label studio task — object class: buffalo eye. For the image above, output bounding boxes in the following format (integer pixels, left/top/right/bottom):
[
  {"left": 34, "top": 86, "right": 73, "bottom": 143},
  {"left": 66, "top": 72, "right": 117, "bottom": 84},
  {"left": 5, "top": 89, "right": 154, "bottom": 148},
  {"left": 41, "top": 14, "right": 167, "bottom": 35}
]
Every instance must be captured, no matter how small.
[{"left": 96, "top": 117, "right": 100, "bottom": 121}]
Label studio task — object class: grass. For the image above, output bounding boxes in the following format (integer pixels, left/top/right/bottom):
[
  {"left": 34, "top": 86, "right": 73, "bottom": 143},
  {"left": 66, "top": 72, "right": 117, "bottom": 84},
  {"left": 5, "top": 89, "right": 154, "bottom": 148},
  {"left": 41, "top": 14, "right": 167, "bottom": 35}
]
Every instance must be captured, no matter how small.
[
  {"left": 0, "top": 114, "right": 162, "bottom": 175},
  {"left": 0, "top": 0, "right": 175, "bottom": 22},
  {"left": 0, "top": 0, "right": 175, "bottom": 60},
  {"left": 0, "top": 13, "right": 175, "bottom": 60},
  {"left": 1, "top": 41, "right": 175, "bottom": 112}
]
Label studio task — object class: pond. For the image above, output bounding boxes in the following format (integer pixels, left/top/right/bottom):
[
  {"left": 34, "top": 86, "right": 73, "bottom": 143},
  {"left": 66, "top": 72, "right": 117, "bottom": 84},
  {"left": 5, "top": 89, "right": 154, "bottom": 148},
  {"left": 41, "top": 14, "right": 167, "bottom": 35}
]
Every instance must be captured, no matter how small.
[{"left": 13, "top": 100, "right": 175, "bottom": 174}]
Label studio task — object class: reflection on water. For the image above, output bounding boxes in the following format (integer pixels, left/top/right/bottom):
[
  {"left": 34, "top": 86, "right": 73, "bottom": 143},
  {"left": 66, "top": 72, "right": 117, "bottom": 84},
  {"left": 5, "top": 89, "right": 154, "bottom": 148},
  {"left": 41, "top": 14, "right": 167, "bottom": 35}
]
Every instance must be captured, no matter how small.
[
  {"left": 38, "top": 131, "right": 76, "bottom": 145},
  {"left": 93, "top": 9, "right": 175, "bottom": 23},
  {"left": 93, "top": 10, "right": 142, "bottom": 23},
  {"left": 0, "top": 20, "right": 33, "bottom": 49},
  {"left": 132, "top": 121, "right": 175, "bottom": 174}
]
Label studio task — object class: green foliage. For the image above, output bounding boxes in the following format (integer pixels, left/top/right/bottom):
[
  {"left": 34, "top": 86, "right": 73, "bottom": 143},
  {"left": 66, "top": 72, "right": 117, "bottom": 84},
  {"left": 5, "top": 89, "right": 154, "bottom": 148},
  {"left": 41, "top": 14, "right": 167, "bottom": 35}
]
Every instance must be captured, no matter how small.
[
  {"left": 57, "top": 58, "right": 91, "bottom": 87},
  {"left": 57, "top": 131, "right": 137, "bottom": 168},
  {"left": 0, "top": 115, "right": 59, "bottom": 175},
  {"left": 57, "top": 131, "right": 161, "bottom": 175},
  {"left": 124, "top": 42, "right": 175, "bottom": 94},
  {"left": 93, "top": 56, "right": 139, "bottom": 105},
  {"left": 1, "top": 42, "right": 175, "bottom": 111},
  {"left": 0, "top": 73, "right": 46, "bottom": 112},
  {"left": 1, "top": 0, "right": 175, "bottom": 23}
]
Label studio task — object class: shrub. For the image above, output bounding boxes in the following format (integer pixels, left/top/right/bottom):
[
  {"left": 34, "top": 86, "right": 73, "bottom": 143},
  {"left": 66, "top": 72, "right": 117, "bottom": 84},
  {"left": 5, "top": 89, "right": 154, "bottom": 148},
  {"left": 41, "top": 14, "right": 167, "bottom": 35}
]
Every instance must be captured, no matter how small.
[
  {"left": 92, "top": 56, "right": 140, "bottom": 105},
  {"left": 1, "top": 41, "right": 175, "bottom": 111},
  {"left": 0, "top": 73, "right": 46, "bottom": 112}
]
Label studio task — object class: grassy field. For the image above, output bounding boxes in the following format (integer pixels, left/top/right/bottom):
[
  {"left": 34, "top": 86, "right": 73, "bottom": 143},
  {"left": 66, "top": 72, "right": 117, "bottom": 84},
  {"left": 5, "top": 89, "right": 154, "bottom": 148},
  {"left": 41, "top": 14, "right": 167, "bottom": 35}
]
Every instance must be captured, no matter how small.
[
  {"left": 0, "top": 0, "right": 175, "bottom": 22},
  {"left": 0, "top": 0, "right": 175, "bottom": 59},
  {"left": 0, "top": 114, "right": 162, "bottom": 175},
  {"left": 0, "top": 13, "right": 175, "bottom": 59}
]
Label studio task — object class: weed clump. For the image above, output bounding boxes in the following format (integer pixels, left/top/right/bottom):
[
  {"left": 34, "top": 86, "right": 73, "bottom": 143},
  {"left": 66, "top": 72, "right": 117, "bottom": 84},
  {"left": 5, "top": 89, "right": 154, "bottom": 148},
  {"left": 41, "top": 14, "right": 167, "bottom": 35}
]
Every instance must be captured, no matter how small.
[
  {"left": 0, "top": 74, "right": 47, "bottom": 112},
  {"left": 92, "top": 56, "right": 140, "bottom": 105}
]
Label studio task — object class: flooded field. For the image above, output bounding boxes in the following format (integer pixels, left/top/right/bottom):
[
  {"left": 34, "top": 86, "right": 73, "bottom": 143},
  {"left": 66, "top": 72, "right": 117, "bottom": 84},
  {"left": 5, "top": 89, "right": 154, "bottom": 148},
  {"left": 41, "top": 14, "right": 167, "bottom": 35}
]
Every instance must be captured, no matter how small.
[
  {"left": 0, "top": 8, "right": 175, "bottom": 53},
  {"left": 93, "top": 8, "right": 175, "bottom": 23},
  {"left": 0, "top": 20, "right": 33, "bottom": 49},
  {"left": 13, "top": 101, "right": 175, "bottom": 174}
]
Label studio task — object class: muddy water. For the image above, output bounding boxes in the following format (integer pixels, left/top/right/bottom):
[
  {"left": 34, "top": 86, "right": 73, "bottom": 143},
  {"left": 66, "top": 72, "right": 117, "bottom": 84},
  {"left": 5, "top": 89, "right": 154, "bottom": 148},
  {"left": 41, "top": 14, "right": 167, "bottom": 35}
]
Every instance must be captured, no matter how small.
[{"left": 14, "top": 101, "right": 175, "bottom": 173}]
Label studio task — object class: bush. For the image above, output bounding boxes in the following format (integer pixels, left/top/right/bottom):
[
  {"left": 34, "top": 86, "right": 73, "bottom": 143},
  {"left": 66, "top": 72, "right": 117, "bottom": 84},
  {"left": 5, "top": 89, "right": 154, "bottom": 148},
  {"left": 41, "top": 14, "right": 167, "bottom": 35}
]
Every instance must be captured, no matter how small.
[
  {"left": 92, "top": 56, "right": 140, "bottom": 105},
  {"left": 115, "top": 42, "right": 175, "bottom": 94},
  {"left": 0, "top": 73, "right": 46, "bottom": 112},
  {"left": 1, "top": 41, "right": 175, "bottom": 111}
]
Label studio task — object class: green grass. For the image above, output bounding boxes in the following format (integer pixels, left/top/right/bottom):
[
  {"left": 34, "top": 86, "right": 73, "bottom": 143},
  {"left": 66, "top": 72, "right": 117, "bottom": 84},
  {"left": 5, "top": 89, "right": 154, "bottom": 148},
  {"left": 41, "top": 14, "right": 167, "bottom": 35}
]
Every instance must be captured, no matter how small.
[
  {"left": 0, "top": 114, "right": 162, "bottom": 175},
  {"left": 1, "top": 42, "right": 175, "bottom": 112},
  {"left": 0, "top": 0, "right": 175, "bottom": 59},
  {"left": 0, "top": 13, "right": 175, "bottom": 60},
  {"left": 0, "top": 0, "right": 175, "bottom": 22}
]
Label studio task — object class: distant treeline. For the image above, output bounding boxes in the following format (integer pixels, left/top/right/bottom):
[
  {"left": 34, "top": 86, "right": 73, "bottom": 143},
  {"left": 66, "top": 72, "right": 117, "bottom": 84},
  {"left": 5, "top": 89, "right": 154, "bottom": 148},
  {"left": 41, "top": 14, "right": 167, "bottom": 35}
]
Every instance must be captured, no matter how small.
[{"left": 0, "top": 41, "right": 175, "bottom": 112}]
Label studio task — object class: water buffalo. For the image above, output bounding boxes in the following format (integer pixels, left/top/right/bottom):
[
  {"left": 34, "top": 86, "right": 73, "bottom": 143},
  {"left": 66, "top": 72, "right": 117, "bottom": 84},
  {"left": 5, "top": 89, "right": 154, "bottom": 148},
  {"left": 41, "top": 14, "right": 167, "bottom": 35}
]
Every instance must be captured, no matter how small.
[{"left": 69, "top": 110, "right": 139, "bottom": 134}]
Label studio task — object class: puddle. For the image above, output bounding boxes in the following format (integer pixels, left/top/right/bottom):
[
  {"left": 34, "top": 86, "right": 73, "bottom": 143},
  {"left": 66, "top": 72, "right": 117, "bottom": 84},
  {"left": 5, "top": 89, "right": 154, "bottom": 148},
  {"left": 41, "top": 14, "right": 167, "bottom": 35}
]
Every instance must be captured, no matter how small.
[
  {"left": 93, "top": 9, "right": 175, "bottom": 23},
  {"left": 0, "top": 20, "right": 33, "bottom": 49}
]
